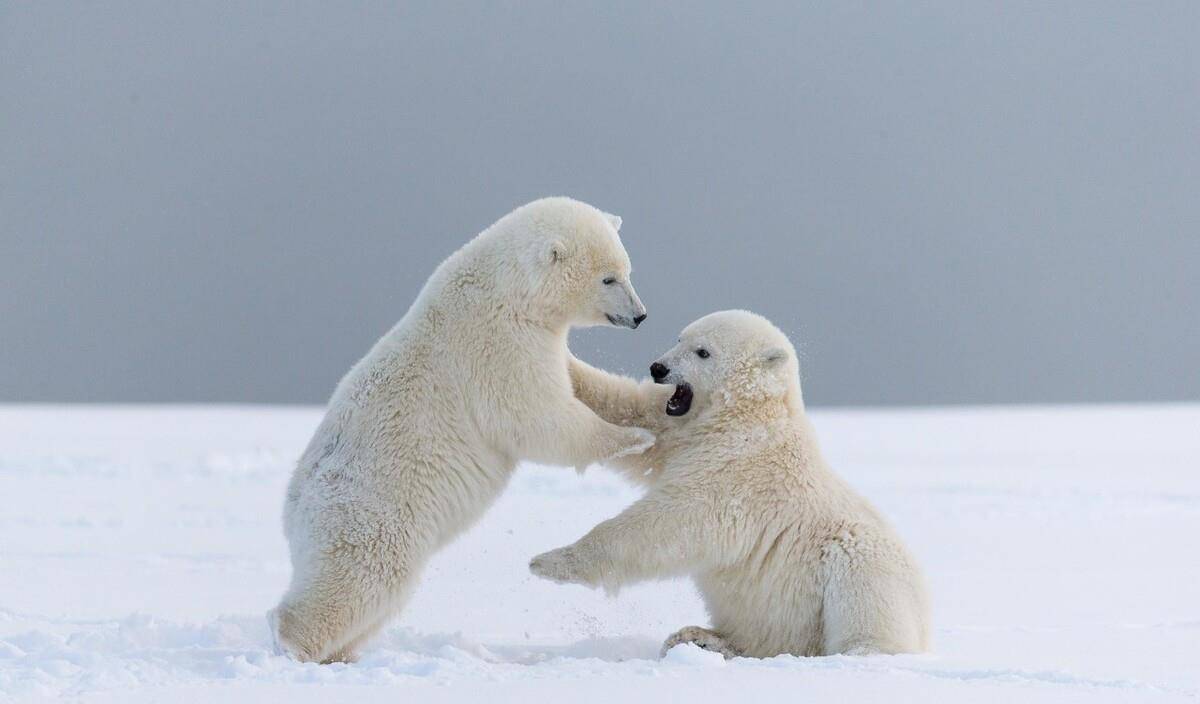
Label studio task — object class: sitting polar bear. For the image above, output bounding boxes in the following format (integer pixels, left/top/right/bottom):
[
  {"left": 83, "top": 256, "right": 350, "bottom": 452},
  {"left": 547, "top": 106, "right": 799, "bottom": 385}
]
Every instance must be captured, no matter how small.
[
  {"left": 530, "top": 310, "right": 930, "bottom": 659},
  {"left": 271, "top": 197, "right": 656, "bottom": 663}
]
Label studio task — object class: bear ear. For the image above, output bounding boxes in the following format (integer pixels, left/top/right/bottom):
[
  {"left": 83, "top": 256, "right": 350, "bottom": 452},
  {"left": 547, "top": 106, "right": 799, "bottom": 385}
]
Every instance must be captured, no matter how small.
[
  {"left": 760, "top": 346, "right": 789, "bottom": 367},
  {"left": 603, "top": 212, "right": 622, "bottom": 232},
  {"left": 546, "top": 239, "right": 568, "bottom": 265}
]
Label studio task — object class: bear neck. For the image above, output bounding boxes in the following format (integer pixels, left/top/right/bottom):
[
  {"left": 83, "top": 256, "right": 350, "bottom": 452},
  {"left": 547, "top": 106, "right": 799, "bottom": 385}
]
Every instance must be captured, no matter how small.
[
  {"left": 707, "top": 377, "right": 804, "bottom": 421},
  {"left": 696, "top": 397, "right": 830, "bottom": 476},
  {"left": 702, "top": 391, "right": 792, "bottom": 431}
]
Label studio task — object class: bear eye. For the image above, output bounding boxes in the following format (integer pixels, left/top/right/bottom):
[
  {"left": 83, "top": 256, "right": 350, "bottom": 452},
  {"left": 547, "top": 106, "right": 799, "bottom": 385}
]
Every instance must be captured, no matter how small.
[
  {"left": 696, "top": 348, "right": 710, "bottom": 359},
  {"left": 602, "top": 277, "right": 616, "bottom": 285}
]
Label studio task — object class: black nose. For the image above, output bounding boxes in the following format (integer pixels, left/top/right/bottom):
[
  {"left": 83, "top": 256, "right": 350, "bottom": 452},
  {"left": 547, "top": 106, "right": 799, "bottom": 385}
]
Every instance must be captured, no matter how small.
[
  {"left": 650, "top": 362, "right": 669, "bottom": 382},
  {"left": 632, "top": 313, "right": 647, "bottom": 328}
]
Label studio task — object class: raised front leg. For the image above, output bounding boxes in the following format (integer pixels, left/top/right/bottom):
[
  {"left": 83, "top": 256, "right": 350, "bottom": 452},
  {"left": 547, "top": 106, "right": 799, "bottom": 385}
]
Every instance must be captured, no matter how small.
[
  {"left": 529, "top": 495, "right": 713, "bottom": 593},
  {"left": 568, "top": 356, "right": 669, "bottom": 429},
  {"left": 516, "top": 397, "right": 655, "bottom": 471},
  {"left": 568, "top": 356, "right": 679, "bottom": 482}
]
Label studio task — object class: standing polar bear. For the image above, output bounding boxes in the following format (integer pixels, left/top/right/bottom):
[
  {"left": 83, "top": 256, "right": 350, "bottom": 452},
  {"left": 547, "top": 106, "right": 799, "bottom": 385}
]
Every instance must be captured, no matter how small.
[
  {"left": 271, "top": 197, "right": 656, "bottom": 663},
  {"left": 531, "top": 310, "right": 930, "bottom": 658}
]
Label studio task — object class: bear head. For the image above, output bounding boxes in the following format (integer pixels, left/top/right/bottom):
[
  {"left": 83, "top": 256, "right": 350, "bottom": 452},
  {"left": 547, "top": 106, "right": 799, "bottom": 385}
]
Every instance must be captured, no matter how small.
[
  {"left": 504, "top": 197, "right": 646, "bottom": 330},
  {"left": 649, "top": 310, "right": 801, "bottom": 418}
]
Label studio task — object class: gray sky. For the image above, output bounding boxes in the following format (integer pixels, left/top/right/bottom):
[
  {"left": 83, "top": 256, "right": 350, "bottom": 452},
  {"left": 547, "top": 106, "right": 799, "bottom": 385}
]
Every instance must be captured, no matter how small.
[{"left": 2, "top": 2, "right": 1198, "bottom": 406}]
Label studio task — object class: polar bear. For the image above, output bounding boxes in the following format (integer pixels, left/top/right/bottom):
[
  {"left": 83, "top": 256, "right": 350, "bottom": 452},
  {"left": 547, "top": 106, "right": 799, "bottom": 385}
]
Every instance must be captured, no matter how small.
[
  {"left": 530, "top": 310, "right": 930, "bottom": 659},
  {"left": 270, "top": 197, "right": 656, "bottom": 663}
]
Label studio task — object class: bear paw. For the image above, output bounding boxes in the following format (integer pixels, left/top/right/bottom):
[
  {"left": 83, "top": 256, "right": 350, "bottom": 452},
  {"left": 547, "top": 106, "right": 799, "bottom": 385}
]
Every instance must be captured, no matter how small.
[
  {"left": 609, "top": 427, "right": 655, "bottom": 460},
  {"left": 529, "top": 546, "right": 586, "bottom": 585},
  {"left": 660, "top": 626, "right": 739, "bottom": 659}
]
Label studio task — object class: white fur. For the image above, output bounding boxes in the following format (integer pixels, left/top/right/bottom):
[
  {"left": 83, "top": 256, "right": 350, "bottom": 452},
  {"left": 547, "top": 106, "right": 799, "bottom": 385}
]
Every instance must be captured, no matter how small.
[
  {"left": 270, "top": 197, "right": 653, "bottom": 663},
  {"left": 532, "top": 310, "right": 931, "bottom": 659}
]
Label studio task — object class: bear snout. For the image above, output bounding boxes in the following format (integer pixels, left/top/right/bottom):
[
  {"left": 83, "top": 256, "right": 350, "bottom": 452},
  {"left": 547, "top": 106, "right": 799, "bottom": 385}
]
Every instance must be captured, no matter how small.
[{"left": 650, "top": 362, "right": 669, "bottom": 382}]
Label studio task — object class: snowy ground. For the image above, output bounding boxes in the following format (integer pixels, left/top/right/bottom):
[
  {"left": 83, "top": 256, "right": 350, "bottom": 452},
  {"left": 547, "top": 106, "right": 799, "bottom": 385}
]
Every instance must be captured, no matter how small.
[{"left": 1, "top": 404, "right": 1197, "bottom": 702}]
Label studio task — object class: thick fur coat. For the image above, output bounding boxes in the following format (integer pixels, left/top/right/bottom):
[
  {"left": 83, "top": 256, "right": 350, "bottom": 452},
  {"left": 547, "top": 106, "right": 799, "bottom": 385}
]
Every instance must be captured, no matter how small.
[
  {"left": 531, "top": 310, "right": 931, "bottom": 658},
  {"left": 271, "top": 198, "right": 654, "bottom": 663}
]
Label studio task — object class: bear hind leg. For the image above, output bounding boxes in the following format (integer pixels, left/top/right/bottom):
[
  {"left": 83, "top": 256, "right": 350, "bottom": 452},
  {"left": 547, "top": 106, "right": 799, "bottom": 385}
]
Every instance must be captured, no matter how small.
[
  {"left": 320, "top": 615, "right": 390, "bottom": 664},
  {"left": 270, "top": 558, "right": 412, "bottom": 663},
  {"left": 820, "top": 545, "right": 926, "bottom": 656}
]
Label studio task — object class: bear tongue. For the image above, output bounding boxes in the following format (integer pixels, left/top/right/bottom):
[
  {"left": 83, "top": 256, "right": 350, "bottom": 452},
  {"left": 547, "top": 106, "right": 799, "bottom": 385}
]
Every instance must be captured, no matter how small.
[{"left": 665, "top": 383, "right": 693, "bottom": 416}]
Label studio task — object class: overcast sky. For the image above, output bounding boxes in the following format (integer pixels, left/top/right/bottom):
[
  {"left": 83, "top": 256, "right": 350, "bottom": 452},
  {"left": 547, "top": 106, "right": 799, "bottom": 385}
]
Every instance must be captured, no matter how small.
[{"left": 2, "top": 2, "right": 1197, "bottom": 405}]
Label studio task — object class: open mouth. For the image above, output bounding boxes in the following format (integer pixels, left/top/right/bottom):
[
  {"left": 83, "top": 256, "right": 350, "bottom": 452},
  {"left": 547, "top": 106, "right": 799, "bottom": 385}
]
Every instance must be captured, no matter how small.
[{"left": 665, "top": 382, "right": 693, "bottom": 416}]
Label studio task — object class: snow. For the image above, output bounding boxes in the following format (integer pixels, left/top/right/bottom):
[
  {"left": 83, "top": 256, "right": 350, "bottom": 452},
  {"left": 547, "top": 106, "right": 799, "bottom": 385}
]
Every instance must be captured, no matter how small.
[{"left": 1, "top": 404, "right": 1198, "bottom": 702}]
